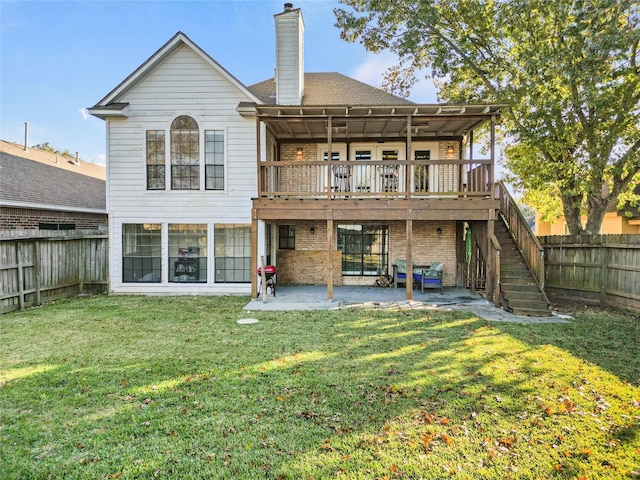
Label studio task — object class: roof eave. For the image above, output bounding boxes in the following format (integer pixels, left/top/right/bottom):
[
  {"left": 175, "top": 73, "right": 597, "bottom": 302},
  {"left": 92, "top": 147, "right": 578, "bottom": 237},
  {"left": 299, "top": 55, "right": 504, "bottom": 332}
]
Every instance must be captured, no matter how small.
[{"left": 87, "top": 103, "right": 130, "bottom": 120}]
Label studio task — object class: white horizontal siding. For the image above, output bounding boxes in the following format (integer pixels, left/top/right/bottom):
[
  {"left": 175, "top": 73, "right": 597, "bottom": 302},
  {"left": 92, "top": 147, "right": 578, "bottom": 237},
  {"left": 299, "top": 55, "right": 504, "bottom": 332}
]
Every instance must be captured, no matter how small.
[
  {"left": 105, "top": 44, "right": 261, "bottom": 294},
  {"left": 106, "top": 44, "right": 257, "bottom": 218}
]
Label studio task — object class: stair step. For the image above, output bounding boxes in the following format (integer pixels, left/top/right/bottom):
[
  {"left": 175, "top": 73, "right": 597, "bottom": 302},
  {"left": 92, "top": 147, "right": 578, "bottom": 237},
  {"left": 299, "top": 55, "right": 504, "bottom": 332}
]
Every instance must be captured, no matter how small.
[
  {"left": 505, "top": 298, "right": 550, "bottom": 310},
  {"left": 501, "top": 274, "right": 536, "bottom": 283},
  {"left": 504, "top": 290, "right": 545, "bottom": 301},
  {"left": 501, "top": 264, "right": 530, "bottom": 273},
  {"left": 501, "top": 282, "right": 541, "bottom": 293},
  {"left": 509, "top": 306, "right": 552, "bottom": 317}
]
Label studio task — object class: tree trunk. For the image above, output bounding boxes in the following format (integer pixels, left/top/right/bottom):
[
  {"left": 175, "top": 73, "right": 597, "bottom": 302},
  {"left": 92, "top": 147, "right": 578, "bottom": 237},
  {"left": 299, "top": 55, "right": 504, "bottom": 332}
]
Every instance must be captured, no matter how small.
[
  {"left": 561, "top": 193, "right": 610, "bottom": 235},
  {"left": 583, "top": 194, "right": 610, "bottom": 235},
  {"left": 561, "top": 194, "right": 585, "bottom": 235}
]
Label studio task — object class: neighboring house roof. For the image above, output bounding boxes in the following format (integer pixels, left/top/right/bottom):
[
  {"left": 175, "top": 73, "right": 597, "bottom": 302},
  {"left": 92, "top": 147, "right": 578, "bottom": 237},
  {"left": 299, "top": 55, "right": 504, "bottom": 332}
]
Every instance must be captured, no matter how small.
[
  {"left": 248, "top": 72, "right": 415, "bottom": 106},
  {"left": 0, "top": 141, "right": 106, "bottom": 213},
  {"left": 89, "top": 31, "right": 261, "bottom": 118},
  {"left": 0, "top": 140, "right": 106, "bottom": 180}
]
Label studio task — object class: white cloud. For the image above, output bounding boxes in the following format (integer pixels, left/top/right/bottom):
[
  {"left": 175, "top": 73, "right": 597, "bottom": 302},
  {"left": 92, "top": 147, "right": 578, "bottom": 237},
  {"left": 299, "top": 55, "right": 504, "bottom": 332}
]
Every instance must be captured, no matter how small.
[
  {"left": 79, "top": 108, "right": 89, "bottom": 121},
  {"left": 349, "top": 52, "right": 396, "bottom": 88},
  {"left": 96, "top": 154, "right": 106, "bottom": 166},
  {"left": 350, "top": 53, "right": 439, "bottom": 103}
]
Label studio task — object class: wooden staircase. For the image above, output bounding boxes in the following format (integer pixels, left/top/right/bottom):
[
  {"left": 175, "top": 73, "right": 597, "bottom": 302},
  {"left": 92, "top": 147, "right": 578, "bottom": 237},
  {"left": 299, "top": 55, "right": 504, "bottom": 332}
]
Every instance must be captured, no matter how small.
[{"left": 495, "top": 216, "right": 552, "bottom": 316}]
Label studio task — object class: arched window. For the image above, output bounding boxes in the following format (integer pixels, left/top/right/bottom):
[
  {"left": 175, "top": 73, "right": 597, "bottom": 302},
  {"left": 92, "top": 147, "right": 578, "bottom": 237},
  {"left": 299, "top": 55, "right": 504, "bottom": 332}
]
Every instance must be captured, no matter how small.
[{"left": 171, "top": 115, "right": 199, "bottom": 189}]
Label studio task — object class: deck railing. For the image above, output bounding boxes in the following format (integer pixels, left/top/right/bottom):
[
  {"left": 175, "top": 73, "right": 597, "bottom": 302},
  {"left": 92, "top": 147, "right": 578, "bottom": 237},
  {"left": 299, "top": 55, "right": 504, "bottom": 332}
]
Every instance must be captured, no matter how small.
[{"left": 259, "top": 159, "right": 494, "bottom": 199}]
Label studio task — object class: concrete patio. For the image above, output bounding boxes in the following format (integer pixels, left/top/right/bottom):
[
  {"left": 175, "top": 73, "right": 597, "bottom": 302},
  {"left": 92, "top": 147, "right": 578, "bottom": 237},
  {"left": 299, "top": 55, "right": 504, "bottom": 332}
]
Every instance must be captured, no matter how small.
[{"left": 244, "top": 285, "right": 571, "bottom": 323}]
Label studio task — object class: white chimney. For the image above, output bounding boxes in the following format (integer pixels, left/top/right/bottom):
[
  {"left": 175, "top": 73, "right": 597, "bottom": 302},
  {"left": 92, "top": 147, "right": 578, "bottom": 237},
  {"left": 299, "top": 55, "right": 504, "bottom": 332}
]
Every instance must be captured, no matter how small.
[{"left": 274, "top": 3, "right": 304, "bottom": 105}]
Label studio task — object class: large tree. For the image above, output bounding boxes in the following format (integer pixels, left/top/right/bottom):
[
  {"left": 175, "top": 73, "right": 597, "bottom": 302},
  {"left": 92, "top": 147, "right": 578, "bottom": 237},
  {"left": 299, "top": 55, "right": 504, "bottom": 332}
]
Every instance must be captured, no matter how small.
[{"left": 335, "top": 0, "right": 639, "bottom": 235}]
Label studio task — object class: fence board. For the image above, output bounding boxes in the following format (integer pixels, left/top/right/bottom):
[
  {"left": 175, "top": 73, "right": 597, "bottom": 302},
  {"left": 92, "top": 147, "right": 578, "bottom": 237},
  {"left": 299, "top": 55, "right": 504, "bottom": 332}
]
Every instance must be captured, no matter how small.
[
  {"left": 541, "top": 234, "right": 640, "bottom": 313},
  {"left": 0, "top": 230, "right": 108, "bottom": 314}
]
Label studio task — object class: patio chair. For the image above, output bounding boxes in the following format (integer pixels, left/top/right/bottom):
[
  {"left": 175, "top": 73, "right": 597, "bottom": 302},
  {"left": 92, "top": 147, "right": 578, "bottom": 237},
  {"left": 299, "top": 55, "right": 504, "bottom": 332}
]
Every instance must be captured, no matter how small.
[
  {"left": 392, "top": 260, "right": 407, "bottom": 288},
  {"left": 333, "top": 164, "right": 352, "bottom": 192},
  {"left": 414, "top": 262, "right": 444, "bottom": 294}
]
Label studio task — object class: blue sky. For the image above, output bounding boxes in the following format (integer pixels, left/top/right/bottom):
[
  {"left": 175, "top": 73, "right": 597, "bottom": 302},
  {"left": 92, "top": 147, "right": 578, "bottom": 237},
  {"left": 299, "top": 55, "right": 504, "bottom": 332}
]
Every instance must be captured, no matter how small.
[{"left": 1, "top": 0, "right": 438, "bottom": 166}]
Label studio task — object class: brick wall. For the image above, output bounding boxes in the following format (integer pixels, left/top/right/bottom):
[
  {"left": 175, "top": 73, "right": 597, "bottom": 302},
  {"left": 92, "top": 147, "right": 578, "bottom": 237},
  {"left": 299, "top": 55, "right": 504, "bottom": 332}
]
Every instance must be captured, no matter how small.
[
  {"left": 389, "top": 220, "right": 457, "bottom": 286},
  {"left": 0, "top": 207, "right": 108, "bottom": 230},
  {"left": 278, "top": 143, "right": 320, "bottom": 193},
  {"left": 277, "top": 219, "right": 459, "bottom": 286}
]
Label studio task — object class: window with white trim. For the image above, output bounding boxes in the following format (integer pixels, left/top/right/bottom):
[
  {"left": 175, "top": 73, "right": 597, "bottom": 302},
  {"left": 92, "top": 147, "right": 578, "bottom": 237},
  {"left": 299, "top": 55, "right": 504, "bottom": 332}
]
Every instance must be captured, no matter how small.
[
  {"left": 205, "top": 130, "right": 224, "bottom": 190},
  {"left": 146, "top": 130, "right": 166, "bottom": 190},
  {"left": 122, "top": 223, "right": 162, "bottom": 282},
  {"left": 171, "top": 115, "right": 199, "bottom": 190}
]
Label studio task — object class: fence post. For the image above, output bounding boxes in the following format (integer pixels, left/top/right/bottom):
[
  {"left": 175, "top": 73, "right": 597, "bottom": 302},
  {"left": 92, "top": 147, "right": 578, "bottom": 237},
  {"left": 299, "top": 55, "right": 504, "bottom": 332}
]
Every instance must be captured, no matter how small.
[
  {"left": 16, "top": 243, "right": 25, "bottom": 310},
  {"left": 600, "top": 243, "right": 608, "bottom": 307},
  {"left": 34, "top": 240, "right": 41, "bottom": 306},
  {"left": 79, "top": 239, "right": 85, "bottom": 293}
]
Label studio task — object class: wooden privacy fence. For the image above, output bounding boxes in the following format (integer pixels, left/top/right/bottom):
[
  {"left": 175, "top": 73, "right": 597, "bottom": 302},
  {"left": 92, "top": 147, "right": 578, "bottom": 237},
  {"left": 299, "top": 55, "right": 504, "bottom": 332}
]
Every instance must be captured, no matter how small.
[
  {"left": 0, "top": 230, "right": 108, "bottom": 314},
  {"left": 541, "top": 234, "right": 640, "bottom": 313}
]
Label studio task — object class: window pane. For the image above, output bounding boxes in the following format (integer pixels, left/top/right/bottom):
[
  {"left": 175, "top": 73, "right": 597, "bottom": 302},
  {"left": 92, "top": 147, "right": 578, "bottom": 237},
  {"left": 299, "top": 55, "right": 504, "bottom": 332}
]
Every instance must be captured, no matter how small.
[
  {"left": 146, "top": 131, "right": 165, "bottom": 190},
  {"left": 168, "top": 224, "right": 207, "bottom": 283},
  {"left": 278, "top": 225, "right": 295, "bottom": 250},
  {"left": 205, "top": 130, "right": 224, "bottom": 190},
  {"left": 337, "top": 224, "right": 388, "bottom": 276},
  {"left": 122, "top": 223, "right": 162, "bottom": 282},
  {"left": 214, "top": 225, "right": 251, "bottom": 283},
  {"left": 171, "top": 116, "right": 199, "bottom": 190}
]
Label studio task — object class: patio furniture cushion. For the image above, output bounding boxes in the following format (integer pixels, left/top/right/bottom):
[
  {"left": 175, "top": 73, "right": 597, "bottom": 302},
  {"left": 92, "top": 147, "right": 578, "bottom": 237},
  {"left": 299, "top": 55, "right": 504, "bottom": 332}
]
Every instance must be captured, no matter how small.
[
  {"left": 393, "top": 260, "right": 407, "bottom": 288},
  {"left": 415, "top": 262, "right": 444, "bottom": 294}
]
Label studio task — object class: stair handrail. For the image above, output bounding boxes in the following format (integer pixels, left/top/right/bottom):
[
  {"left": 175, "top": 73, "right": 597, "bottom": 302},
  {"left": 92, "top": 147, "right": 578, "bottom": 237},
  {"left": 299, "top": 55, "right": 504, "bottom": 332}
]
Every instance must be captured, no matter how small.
[{"left": 495, "top": 182, "right": 547, "bottom": 297}]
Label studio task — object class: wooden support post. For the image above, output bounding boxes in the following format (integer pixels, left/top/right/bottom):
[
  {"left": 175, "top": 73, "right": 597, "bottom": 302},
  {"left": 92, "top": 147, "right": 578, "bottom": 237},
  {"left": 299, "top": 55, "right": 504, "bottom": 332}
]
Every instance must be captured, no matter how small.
[
  {"left": 486, "top": 218, "right": 495, "bottom": 304},
  {"left": 34, "top": 240, "right": 41, "bottom": 306},
  {"left": 600, "top": 244, "right": 609, "bottom": 307},
  {"left": 78, "top": 239, "right": 85, "bottom": 293},
  {"left": 327, "top": 116, "right": 333, "bottom": 199},
  {"left": 406, "top": 212, "right": 413, "bottom": 301},
  {"left": 490, "top": 116, "right": 496, "bottom": 200},
  {"left": 327, "top": 213, "right": 334, "bottom": 301},
  {"left": 406, "top": 115, "right": 412, "bottom": 198},
  {"left": 260, "top": 255, "right": 267, "bottom": 303},
  {"left": 16, "top": 243, "right": 25, "bottom": 310},
  {"left": 256, "top": 117, "right": 262, "bottom": 196},
  {"left": 251, "top": 216, "right": 258, "bottom": 299}
]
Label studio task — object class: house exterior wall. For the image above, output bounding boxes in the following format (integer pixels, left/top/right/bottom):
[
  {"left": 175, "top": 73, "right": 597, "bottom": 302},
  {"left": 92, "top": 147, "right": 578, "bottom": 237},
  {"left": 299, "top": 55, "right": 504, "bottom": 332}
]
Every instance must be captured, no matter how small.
[
  {"left": 535, "top": 211, "right": 640, "bottom": 235},
  {"left": 105, "top": 44, "right": 261, "bottom": 294},
  {"left": 0, "top": 206, "right": 107, "bottom": 230},
  {"left": 274, "top": 220, "right": 458, "bottom": 287}
]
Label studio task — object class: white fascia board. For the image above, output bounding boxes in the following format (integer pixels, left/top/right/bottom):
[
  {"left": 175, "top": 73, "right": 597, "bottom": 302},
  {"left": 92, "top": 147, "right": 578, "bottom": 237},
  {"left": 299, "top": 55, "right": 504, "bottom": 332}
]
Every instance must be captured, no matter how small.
[
  {"left": 0, "top": 200, "right": 107, "bottom": 215},
  {"left": 87, "top": 104, "right": 130, "bottom": 119}
]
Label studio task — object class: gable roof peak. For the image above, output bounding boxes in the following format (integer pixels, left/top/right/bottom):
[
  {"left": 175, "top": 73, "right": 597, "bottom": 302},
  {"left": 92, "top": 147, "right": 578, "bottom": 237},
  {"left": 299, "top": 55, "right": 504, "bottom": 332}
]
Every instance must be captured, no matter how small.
[{"left": 89, "top": 31, "right": 260, "bottom": 114}]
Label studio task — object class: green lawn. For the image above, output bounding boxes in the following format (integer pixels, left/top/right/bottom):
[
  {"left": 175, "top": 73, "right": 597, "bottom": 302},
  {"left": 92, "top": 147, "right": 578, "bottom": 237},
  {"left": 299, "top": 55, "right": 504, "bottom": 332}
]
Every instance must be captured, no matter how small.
[{"left": 1, "top": 296, "right": 639, "bottom": 479}]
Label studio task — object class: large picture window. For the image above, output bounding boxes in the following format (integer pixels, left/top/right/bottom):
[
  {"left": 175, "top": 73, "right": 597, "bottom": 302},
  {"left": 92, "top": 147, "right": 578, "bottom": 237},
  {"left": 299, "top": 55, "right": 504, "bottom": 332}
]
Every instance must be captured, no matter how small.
[
  {"left": 337, "top": 224, "right": 388, "bottom": 276},
  {"left": 171, "top": 115, "right": 199, "bottom": 190},
  {"left": 169, "top": 224, "right": 207, "bottom": 283},
  {"left": 146, "top": 130, "right": 165, "bottom": 190},
  {"left": 214, "top": 225, "right": 251, "bottom": 283},
  {"left": 205, "top": 130, "right": 224, "bottom": 190},
  {"left": 122, "top": 224, "right": 162, "bottom": 282}
]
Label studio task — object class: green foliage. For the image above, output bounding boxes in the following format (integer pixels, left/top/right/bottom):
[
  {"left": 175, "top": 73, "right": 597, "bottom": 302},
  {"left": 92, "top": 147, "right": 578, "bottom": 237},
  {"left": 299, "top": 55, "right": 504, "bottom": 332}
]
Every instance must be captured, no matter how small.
[
  {"left": 32, "top": 141, "right": 76, "bottom": 160},
  {"left": 335, "top": 0, "right": 640, "bottom": 234},
  {"left": 1, "top": 296, "right": 639, "bottom": 479}
]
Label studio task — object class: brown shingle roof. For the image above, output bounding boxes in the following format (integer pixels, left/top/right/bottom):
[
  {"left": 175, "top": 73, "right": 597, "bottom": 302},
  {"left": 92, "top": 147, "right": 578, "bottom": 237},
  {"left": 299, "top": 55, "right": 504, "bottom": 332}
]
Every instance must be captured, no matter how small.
[
  {"left": 248, "top": 72, "right": 415, "bottom": 106},
  {"left": 0, "top": 140, "right": 106, "bottom": 180},
  {"left": 0, "top": 143, "right": 106, "bottom": 212}
]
